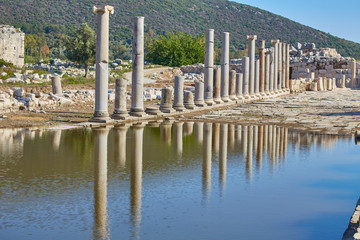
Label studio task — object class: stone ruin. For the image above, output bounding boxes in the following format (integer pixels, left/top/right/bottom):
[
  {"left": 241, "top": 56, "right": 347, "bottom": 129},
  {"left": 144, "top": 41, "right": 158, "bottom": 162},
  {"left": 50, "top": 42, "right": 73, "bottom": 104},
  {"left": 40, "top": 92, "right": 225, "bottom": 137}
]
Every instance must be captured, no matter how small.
[
  {"left": 0, "top": 25, "right": 24, "bottom": 67},
  {"left": 289, "top": 42, "right": 359, "bottom": 90}
]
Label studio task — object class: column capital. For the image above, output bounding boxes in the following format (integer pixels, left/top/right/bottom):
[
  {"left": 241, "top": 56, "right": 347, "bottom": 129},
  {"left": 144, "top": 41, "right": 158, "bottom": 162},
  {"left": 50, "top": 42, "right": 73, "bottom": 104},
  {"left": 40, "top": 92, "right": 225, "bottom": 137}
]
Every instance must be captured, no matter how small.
[
  {"left": 93, "top": 5, "right": 114, "bottom": 14},
  {"left": 247, "top": 35, "right": 257, "bottom": 41},
  {"left": 271, "top": 39, "right": 280, "bottom": 45}
]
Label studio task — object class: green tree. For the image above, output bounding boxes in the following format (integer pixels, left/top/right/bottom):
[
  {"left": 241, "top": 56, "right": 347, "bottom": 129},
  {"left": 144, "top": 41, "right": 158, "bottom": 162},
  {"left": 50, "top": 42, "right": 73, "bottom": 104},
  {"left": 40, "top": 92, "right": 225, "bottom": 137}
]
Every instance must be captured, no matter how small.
[
  {"left": 111, "top": 43, "right": 131, "bottom": 60},
  {"left": 146, "top": 32, "right": 205, "bottom": 67},
  {"left": 65, "top": 23, "right": 96, "bottom": 78}
]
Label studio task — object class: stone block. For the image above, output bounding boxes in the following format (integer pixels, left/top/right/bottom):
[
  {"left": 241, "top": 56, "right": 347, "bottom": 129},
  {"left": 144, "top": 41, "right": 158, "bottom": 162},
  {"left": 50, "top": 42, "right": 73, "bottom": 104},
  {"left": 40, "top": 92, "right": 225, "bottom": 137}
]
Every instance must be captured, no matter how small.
[{"left": 13, "top": 87, "right": 24, "bottom": 98}]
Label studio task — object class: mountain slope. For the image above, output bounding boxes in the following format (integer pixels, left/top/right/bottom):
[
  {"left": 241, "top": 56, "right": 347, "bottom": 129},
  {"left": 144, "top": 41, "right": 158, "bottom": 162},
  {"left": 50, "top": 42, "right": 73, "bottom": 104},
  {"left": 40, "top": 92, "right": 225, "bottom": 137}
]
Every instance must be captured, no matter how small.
[{"left": 1, "top": 0, "right": 359, "bottom": 59}]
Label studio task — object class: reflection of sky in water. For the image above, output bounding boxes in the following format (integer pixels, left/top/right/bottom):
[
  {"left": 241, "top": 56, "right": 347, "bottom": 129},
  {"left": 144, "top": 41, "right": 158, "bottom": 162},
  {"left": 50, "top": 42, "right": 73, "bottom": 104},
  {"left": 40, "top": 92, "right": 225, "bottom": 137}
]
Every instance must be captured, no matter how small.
[{"left": 0, "top": 123, "right": 359, "bottom": 240}]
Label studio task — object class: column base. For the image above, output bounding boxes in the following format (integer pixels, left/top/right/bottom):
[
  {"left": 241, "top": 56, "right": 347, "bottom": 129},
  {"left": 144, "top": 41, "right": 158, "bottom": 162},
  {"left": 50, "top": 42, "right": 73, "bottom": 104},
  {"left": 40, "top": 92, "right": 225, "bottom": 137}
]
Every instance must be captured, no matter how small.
[
  {"left": 145, "top": 107, "right": 164, "bottom": 116},
  {"left": 184, "top": 104, "right": 197, "bottom": 110},
  {"left": 174, "top": 106, "right": 186, "bottom": 112},
  {"left": 205, "top": 99, "right": 215, "bottom": 106},
  {"left": 159, "top": 107, "right": 175, "bottom": 113},
  {"left": 130, "top": 111, "right": 147, "bottom": 117},
  {"left": 221, "top": 97, "right": 230, "bottom": 103},
  {"left": 214, "top": 98, "right": 223, "bottom": 104},
  {"left": 90, "top": 111, "right": 112, "bottom": 123},
  {"left": 194, "top": 101, "right": 206, "bottom": 107}
]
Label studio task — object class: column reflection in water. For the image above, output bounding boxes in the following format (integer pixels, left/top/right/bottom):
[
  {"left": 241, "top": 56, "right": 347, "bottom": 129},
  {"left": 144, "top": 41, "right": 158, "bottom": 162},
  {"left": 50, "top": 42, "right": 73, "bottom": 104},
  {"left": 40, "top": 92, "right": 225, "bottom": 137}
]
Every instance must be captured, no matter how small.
[
  {"left": 114, "top": 125, "right": 128, "bottom": 169},
  {"left": 173, "top": 122, "right": 183, "bottom": 156},
  {"left": 263, "top": 125, "right": 268, "bottom": 154},
  {"left": 228, "top": 124, "right": 235, "bottom": 151},
  {"left": 246, "top": 126, "right": 253, "bottom": 180},
  {"left": 236, "top": 125, "right": 242, "bottom": 147},
  {"left": 253, "top": 125, "right": 258, "bottom": 156},
  {"left": 280, "top": 128, "right": 285, "bottom": 159},
  {"left": 194, "top": 122, "right": 204, "bottom": 144},
  {"left": 51, "top": 130, "right": 62, "bottom": 151},
  {"left": 183, "top": 122, "right": 194, "bottom": 137},
  {"left": 276, "top": 127, "right": 281, "bottom": 162},
  {"left": 130, "top": 124, "right": 144, "bottom": 239},
  {"left": 256, "top": 125, "right": 263, "bottom": 170},
  {"left": 93, "top": 127, "right": 110, "bottom": 240},
  {"left": 284, "top": 128, "right": 288, "bottom": 158},
  {"left": 160, "top": 120, "right": 172, "bottom": 146},
  {"left": 242, "top": 126, "right": 248, "bottom": 160},
  {"left": 202, "top": 123, "right": 212, "bottom": 200},
  {"left": 271, "top": 126, "right": 277, "bottom": 165},
  {"left": 212, "top": 123, "right": 220, "bottom": 154},
  {"left": 219, "top": 124, "right": 228, "bottom": 194}
]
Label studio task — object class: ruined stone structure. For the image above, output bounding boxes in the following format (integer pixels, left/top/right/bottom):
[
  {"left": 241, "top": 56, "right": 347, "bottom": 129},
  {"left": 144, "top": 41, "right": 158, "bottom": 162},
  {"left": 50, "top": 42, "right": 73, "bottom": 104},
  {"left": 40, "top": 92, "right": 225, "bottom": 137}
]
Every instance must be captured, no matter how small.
[
  {"left": 290, "top": 43, "right": 360, "bottom": 89},
  {"left": 0, "top": 25, "right": 24, "bottom": 67}
]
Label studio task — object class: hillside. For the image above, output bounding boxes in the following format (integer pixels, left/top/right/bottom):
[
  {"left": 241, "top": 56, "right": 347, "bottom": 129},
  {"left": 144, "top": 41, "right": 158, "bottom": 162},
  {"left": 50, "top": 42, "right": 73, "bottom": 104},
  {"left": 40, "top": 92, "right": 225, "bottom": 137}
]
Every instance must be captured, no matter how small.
[{"left": 1, "top": 0, "right": 359, "bottom": 59}]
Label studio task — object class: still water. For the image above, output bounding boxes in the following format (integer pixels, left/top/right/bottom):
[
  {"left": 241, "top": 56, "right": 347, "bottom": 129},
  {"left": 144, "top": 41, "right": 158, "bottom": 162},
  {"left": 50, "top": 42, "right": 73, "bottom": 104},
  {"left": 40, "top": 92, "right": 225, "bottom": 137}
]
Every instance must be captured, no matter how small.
[{"left": 0, "top": 122, "right": 359, "bottom": 240}]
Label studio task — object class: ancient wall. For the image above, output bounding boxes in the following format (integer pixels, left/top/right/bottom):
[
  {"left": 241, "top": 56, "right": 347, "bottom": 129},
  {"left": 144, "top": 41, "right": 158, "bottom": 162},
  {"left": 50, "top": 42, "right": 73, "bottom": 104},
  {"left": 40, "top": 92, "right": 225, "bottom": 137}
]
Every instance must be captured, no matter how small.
[{"left": 0, "top": 25, "right": 25, "bottom": 67}]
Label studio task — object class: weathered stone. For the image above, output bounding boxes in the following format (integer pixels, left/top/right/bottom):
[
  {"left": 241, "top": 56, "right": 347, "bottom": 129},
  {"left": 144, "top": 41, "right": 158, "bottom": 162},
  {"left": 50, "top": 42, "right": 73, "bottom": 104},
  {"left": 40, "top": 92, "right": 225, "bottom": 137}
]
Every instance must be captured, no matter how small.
[
  {"left": 236, "top": 73, "right": 244, "bottom": 100},
  {"left": 243, "top": 56, "right": 250, "bottom": 99},
  {"left": 221, "top": 32, "right": 230, "bottom": 102},
  {"left": 0, "top": 26, "right": 24, "bottom": 67},
  {"left": 204, "top": 29, "right": 214, "bottom": 106},
  {"left": 184, "top": 90, "right": 196, "bottom": 109},
  {"left": 112, "top": 78, "right": 129, "bottom": 119},
  {"left": 160, "top": 88, "right": 174, "bottom": 113},
  {"left": 213, "top": 67, "right": 222, "bottom": 104},
  {"left": 195, "top": 81, "right": 205, "bottom": 107},
  {"left": 173, "top": 75, "right": 185, "bottom": 111},
  {"left": 51, "top": 75, "right": 62, "bottom": 95},
  {"left": 247, "top": 35, "right": 257, "bottom": 97},
  {"left": 229, "top": 70, "right": 237, "bottom": 101}
]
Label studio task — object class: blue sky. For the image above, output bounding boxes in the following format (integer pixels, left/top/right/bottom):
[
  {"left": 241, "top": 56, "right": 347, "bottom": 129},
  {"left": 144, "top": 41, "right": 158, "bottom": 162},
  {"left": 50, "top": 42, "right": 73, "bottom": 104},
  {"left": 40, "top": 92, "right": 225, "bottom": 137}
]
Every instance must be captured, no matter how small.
[{"left": 233, "top": 0, "right": 360, "bottom": 43}]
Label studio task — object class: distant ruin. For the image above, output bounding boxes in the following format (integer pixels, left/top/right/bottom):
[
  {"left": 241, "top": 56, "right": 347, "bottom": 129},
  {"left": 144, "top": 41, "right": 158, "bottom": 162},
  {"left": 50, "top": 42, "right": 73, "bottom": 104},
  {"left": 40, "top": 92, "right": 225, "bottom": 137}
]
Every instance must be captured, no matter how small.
[{"left": 0, "top": 25, "right": 24, "bottom": 67}]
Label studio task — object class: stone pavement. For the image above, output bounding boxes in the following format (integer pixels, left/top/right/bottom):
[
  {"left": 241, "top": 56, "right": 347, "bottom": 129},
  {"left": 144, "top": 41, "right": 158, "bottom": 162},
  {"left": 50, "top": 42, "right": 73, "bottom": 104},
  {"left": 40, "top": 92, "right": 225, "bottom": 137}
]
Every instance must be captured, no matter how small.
[{"left": 195, "top": 88, "right": 360, "bottom": 135}]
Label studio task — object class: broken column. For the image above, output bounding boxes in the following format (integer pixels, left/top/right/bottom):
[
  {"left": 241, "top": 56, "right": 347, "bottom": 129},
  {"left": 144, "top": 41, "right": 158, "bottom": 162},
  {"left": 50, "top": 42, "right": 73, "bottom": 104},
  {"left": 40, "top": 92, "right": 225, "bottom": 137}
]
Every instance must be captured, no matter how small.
[
  {"left": 271, "top": 40, "right": 279, "bottom": 94},
  {"left": 195, "top": 81, "right": 205, "bottom": 107},
  {"left": 229, "top": 70, "right": 237, "bottom": 101},
  {"left": 213, "top": 67, "right": 222, "bottom": 103},
  {"left": 204, "top": 29, "right": 214, "bottom": 106},
  {"left": 243, "top": 56, "right": 250, "bottom": 99},
  {"left": 352, "top": 60, "right": 357, "bottom": 89},
  {"left": 247, "top": 35, "right": 257, "bottom": 97},
  {"left": 159, "top": 87, "right": 174, "bottom": 113},
  {"left": 130, "top": 16, "right": 146, "bottom": 117},
  {"left": 221, "top": 32, "right": 230, "bottom": 102},
  {"left": 112, "top": 78, "right": 129, "bottom": 119},
  {"left": 259, "top": 40, "right": 265, "bottom": 96},
  {"left": 184, "top": 90, "right": 196, "bottom": 109},
  {"left": 51, "top": 75, "right": 62, "bottom": 95},
  {"left": 341, "top": 75, "right": 346, "bottom": 88},
  {"left": 90, "top": 5, "right": 114, "bottom": 122},
  {"left": 173, "top": 75, "right": 185, "bottom": 111},
  {"left": 236, "top": 73, "right": 244, "bottom": 100}
]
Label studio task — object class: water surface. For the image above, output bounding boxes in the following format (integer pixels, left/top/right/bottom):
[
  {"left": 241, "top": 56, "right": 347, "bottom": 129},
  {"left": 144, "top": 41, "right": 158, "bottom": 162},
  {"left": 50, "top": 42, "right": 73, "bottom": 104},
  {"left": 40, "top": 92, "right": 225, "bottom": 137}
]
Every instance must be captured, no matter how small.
[{"left": 0, "top": 122, "right": 359, "bottom": 239}]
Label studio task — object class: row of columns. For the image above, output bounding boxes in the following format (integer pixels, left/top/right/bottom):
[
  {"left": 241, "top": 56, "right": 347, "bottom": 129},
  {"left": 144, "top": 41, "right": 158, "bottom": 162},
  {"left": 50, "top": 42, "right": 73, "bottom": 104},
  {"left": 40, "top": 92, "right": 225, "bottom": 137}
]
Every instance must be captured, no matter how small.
[{"left": 89, "top": 6, "right": 291, "bottom": 122}]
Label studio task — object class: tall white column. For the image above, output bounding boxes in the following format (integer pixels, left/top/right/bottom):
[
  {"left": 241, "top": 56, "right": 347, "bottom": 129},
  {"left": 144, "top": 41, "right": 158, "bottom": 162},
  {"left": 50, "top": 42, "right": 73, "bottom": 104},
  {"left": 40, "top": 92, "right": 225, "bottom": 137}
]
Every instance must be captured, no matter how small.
[
  {"left": 259, "top": 40, "right": 265, "bottom": 96},
  {"left": 271, "top": 40, "right": 279, "bottom": 94},
  {"left": 204, "top": 29, "right": 215, "bottom": 105},
  {"left": 265, "top": 51, "right": 270, "bottom": 96},
  {"left": 173, "top": 75, "right": 185, "bottom": 111},
  {"left": 91, "top": 5, "right": 114, "bottom": 123},
  {"left": 221, "top": 32, "right": 230, "bottom": 102},
  {"left": 130, "top": 16, "right": 146, "bottom": 117},
  {"left": 247, "top": 35, "right": 257, "bottom": 97},
  {"left": 243, "top": 56, "right": 250, "bottom": 99}
]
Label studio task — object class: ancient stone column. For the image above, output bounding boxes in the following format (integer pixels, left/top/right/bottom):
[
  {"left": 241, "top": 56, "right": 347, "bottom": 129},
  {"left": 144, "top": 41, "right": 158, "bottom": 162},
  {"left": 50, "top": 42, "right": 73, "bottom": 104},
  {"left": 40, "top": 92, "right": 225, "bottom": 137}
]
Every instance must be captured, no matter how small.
[
  {"left": 229, "top": 70, "right": 237, "bottom": 101},
  {"left": 221, "top": 32, "right": 230, "bottom": 102},
  {"left": 351, "top": 60, "right": 357, "bottom": 89},
  {"left": 259, "top": 40, "right": 265, "bottom": 96},
  {"left": 285, "top": 44, "right": 290, "bottom": 91},
  {"left": 112, "top": 78, "right": 129, "bottom": 119},
  {"left": 247, "top": 35, "right": 257, "bottom": 97},
  {"left": 173, "top": 75, "right": 185, "bottom": 111},
  {"left": 282, "top": 43, "right": 286, "bottom": 91},
  {"left": 91, "top": 5, "right": 114, "bottom": 122},
  {"left": 159, "top": 87, "right": 174, "bottom": 113},
  {"left": 51, "top": 75, "right": 62, "bottom": 95},
  {"left": 278, "top": 42, "right": 283, "bottom": 92},
  {"left": 184, "top": 90, "right": 196, "bottom": 109},
  {"left": 271, "top": 40, "right": 279, "bottom": 94},
  {"left": 213, "top": 67, "right": 222, "bottom": 104},
  {"left": 265, "top": 51, "right": 271, "bottom": 95},
  {"left": 130, "top": 16, "right": 146, "bottom": 117},
  {"left": 242, "top": 56, "right": 250, "bottom": 99},
  {"left": 204, "top": 29, "right": 215, "bottom": 106},
  {"left": 195, "top": 81, "right": 205, "bottom": 107},
  {"left": 341, "top": 75, "right": 346, "bottom": 88},
  {"left": 236, "top": 73, "right": 244, "bottom": 100},
  {"left": 269, "top": 47, "right": 275, "bottom": 95},
  {"left": 255, "top": 59, "right": 260, "bottom": 97}
]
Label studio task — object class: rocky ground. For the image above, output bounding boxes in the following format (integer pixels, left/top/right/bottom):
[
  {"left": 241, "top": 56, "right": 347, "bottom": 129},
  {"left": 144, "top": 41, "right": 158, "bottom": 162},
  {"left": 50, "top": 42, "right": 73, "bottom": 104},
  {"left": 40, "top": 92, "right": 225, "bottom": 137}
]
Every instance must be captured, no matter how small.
[{"left": 193, "top": 88, "right": 360, "bottom": 135}]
